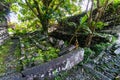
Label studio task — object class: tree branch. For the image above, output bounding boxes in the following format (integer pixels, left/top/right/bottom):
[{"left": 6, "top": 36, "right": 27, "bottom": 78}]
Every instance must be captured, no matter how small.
[
  {"left": 42, "top": 0, "right": 52, "bottom": 7},
  {"left": 0, "top": 2, "right": 9, "bottom": 10},
  {"left": 53, "top": 1, "right": 63, "bottom": 12},
  {"left": 48, "top": 0, "right": 64, "bottom": 14},
  {"left": 97, "top": 0, "right": 100, "bottom": 8},
  {"left": 25, "top": 0, "right": 38, "bottom": 18},
  {"left": 33, "top": 0, "right": 43, "bottom": 21},
  {"left": 48, "top": 0, "right": 56, "bottom": 10},
  {"left": 104, "top": 0, "right": 109, "bottom": 10},
  {"left": 85, "top": 0, "right": 90, "bottom": 12},
  {"left": 88, "top": 0, "right": 94, "bottom": 26}
]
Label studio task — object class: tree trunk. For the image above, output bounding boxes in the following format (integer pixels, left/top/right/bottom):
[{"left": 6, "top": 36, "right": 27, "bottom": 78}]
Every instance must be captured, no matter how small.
[
  {"left": 41, "top": 19, "right": 49, "bottom": 37},
  {"left": 85, "top": 34, "right": 93, "bottom": 47}
]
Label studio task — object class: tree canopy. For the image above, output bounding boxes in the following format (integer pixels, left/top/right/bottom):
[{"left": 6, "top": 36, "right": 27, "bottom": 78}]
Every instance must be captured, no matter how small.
[
  {"left": 4, "top": 0, "right": 120, "bottom": 47},
  {"left": 8, "top": 0, "right": 82, "bottom": 35}
]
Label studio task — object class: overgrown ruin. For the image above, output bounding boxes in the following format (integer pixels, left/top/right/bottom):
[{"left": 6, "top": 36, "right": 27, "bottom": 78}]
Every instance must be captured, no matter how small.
[{"left": 0, "top": 2, "right": 9, "bottom": 45}]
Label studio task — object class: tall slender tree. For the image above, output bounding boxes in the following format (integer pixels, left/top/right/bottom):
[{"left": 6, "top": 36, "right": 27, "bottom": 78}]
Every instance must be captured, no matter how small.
[{"left": 85, "top": 0, "right": 112, "bottom": 47}]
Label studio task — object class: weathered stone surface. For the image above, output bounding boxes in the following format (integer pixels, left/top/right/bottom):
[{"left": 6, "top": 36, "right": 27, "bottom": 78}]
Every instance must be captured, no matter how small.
[
  {"left": 116, "top": 33, "right": 120, "bottom": 44},
  {"left": 58, "top": 45, "right": 76, "bottom": 56},
  {"left": 0, "top": 48, "right": 84, "bottom": 80},
  {"left": 83, "top": 64, "right": 111, "bottom": 80},
  {"left": 115, "top": 43, "right": 120, "bottom": 48},
  {"left": 115, "top": 74, "right": 120, "bottom": 80},
  {"left": 0, "top": 27, "right": 9, "bottom": 45},
  {"left": 22, "top": 48, "right": 84, "bottom": 79},
  {"left": 114, "top": 48, "right": 120, "bottom": 55},
  {"left": 0, "top": 73, "right": 23, "bottom": 80},
  {"left": 0, "top": 17, "right": 8, "bottom": 45},
  {"left": 63, "top": 29, "right": 120, "bottom": 80},
  {"left": 0, "top": 3, "right": 9, "bottom": 45}
]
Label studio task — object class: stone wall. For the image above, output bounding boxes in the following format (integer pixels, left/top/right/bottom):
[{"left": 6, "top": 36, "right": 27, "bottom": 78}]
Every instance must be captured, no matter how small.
[{"left": 0, "top": 2, "right": 9, "bottom": 45}]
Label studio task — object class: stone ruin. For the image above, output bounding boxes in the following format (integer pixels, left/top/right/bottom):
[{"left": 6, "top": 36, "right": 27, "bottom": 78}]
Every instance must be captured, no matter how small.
[
  {"left": 0, "top": 2, "right": 9, "bottom": 45},
  {"left": 0, "top": 48, "right": 84, "bottom": 80}
]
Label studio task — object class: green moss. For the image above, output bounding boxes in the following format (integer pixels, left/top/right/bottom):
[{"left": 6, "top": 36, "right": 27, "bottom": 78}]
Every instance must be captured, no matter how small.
[
  {"left": 54, "top": 71, "right": 68, "bottom": 80},
  {"left": 0, "top": 39, "right": 13, "bottom": 76},
  {"left": 0, "top": 39, "right": 22, "bottom": 76},
  {"left": 14, "top": 43, "right": 21, "bottom": 58},
  {"left": 0, "top": 40, "right": 13, "bottom": 54},
  {"left": 111, "top": 35, "right": 117, "bottom": 43},
  {"left": 82, "top": 48, "right": 95, "bottom": 63},
  {"left": 92, "top": 42, "right": 111, "bottom": 55},
  {"left": 17, "top": 37, "right": 60, "bottom": 70}
]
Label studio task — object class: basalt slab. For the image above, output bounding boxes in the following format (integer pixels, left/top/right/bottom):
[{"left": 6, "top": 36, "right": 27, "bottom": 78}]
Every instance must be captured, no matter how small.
[{"left": 22, "top": 48, "right": 84, "bottom": 80}]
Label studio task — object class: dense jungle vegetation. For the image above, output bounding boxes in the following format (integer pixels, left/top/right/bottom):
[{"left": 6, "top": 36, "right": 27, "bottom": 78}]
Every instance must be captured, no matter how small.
[{"left": 0, "top": 0, "right": 120, "bottom": 79}]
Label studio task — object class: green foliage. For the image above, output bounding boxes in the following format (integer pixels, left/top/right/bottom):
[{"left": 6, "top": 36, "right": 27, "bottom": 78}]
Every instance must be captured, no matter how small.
[
  {"left": 79, "top": 15, "right": 92, "bottom": 34},
  {"left": 111, "top": 35, "right": 117, "bottom": 43},
  {"left": 79, "top": 14, "right": 105, "bottom": 35},
  {"left": 78, "top": 7, "right": 107, "bottom": 35},
  {"left": 109, "top": 0, "right": 120, "bottom": 11},
  {"left": 80, "top": 15, "right": 88, "bottom": 25},
  {"left": 0, "top": 1, "right": 10, "bottom": 16},
  {"left": 81, "top": 24, "right": 92, "bottom": 34},
  {"left": 114, "top": 0, "right": 120, "bottom": 4},
  {"left": 37, "top": 47, "right": 59, "bottom": 62},
  {"left": 96, "top": 21, "right": 104, "bottom": 29},
  {"left": 10, "top": 3, "right": 19, "bottom": 13},
  {"left": 17, "top": 37, "right": 60, "bottom": 70},
  {"left": 0, "top": 39, "right": 13, "bottom": 54},
  {"left": 0, "top": 39, "right": 19, "bottom": 76},
  {"left": 20, "top": 47, "right": 59, "bottom": 69},
  {"left": 94, "top": 0, "right": 113, "bottom": 8},
  {"left": 54, "top": 71, "right": 68, "bottom": 80},
  {"left": 67, "top": 22, "right": 77, "bottom": 28},
  {"left": 83, "top": 47, "right": 95, "bottom": 63},
  {"left": 92, "top": 42, "right": 111, "bottom": 54},
  {"left": 0, "top": 37, "right": 60, "bottom": 73},
  {"left": 84, "top": 48, "right": 94, "bottom": 57},
  {"left": 9, "top": 0, "right": 80, "bottom": 34},
  {"left": 78, "top": 14, "right": 92, "bottom": 34}
]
